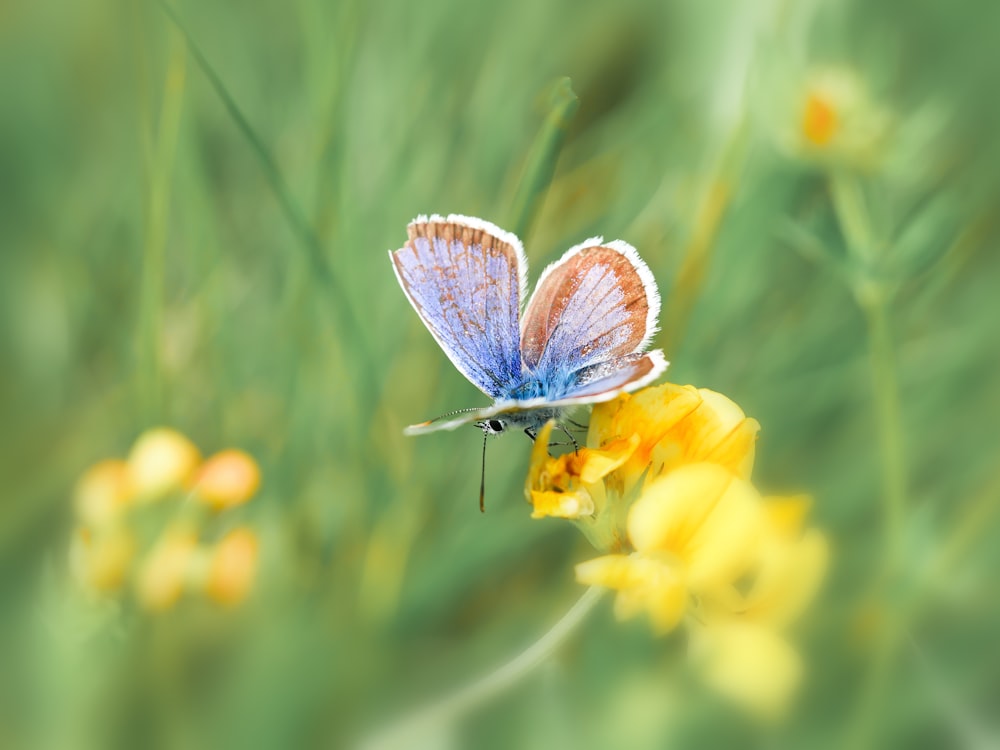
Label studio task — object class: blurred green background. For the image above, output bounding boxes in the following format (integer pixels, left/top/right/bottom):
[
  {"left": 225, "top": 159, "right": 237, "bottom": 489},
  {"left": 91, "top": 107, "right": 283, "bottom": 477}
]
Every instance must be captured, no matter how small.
[{"left": 2, "top": 0, "right": 999, "bottom": 747}]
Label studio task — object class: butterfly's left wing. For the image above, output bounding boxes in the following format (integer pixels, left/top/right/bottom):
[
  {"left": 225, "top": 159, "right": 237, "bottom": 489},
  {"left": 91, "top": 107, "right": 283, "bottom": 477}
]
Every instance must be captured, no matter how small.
[
  {"left": 390, "top": 214, "right": 526, "bottom": 399},
  {"left": 521, "top": 237, "right": 663, "bottom": 392}
]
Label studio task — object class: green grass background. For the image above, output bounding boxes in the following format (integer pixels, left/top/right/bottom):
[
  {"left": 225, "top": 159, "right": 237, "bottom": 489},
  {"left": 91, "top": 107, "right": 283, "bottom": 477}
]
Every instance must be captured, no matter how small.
[{"left": 1, "top": 0, "right": 999, "bottom": 747}]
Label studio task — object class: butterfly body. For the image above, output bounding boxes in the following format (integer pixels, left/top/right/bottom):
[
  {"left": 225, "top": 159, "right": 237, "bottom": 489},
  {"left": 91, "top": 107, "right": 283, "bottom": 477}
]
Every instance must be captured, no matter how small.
[{"left": 390, "top": 215, "right": 667, "bottom": 435}]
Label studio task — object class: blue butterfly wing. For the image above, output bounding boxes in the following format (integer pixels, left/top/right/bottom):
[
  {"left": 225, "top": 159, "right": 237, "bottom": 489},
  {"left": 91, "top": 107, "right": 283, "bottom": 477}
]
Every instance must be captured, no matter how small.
[
  {"left": 521, "top": 238, "right": 662, "bottom": 399},
  {"left": 390, "top": 215, "right": 526, "bottom": 398},
  {"left": 560, "top": 351, "right": 667, "bottom": 401}
]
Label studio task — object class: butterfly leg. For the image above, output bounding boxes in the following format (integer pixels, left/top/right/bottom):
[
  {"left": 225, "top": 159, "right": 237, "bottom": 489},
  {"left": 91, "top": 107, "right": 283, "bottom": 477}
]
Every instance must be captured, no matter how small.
[
  {"left": 558, "top": 424, "right": 580, "bottom": 455},
  {"left": 545, "top": 425, "right": 580, "bottom": 454}
]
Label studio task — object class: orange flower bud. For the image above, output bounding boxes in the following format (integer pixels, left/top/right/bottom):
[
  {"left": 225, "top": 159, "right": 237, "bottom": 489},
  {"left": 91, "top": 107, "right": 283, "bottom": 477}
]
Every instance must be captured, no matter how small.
[
  {"left": 194, "top": 450, "right": 261, "bottom": 511},
  {"left": 205, "top": 527, "right": 259, "bottom": 606}
]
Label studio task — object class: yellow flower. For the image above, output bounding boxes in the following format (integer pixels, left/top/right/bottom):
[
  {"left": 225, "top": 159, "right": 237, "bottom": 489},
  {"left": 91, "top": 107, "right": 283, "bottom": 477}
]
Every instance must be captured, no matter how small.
[
  {"left": 691, "top": 496, "right": 828, "bottom": 719},
  {"left": 526, "top": 426, "right": 637, "bottom": 520},
  {"left": 589, "top": 384, "right": 759, "bottom": 493},
  {"left": 136, "top": 528, "right": 198, "bottom": 611},
  {"left": 128, "top": 428, "right": 201, "bottom": 501},
  {"left": 73, "top": 459, "right": 134, "bottom": 527},
  {"left": 790, "top": 67, "right": 889, "bottom": 169},
  {"left": 527, "top": 382, "right": 827, "bottom": 720},
  {"left": 69, "top": 526, "right": 135, "bottom": 593},
  {"left": 526, "top": 384, "right": 759, "bottom": 550},
  {"left": 801, "top": 91, "right": 837, "bottom": 146},
  {"left": 194, "top": 450, "right": 261, "bottom": 511},
  {"left": 204, "top": 527, "right": 259, "bottom": 606},
  {"left": 576, "top": 463, "right": 763, "bottom": 634}
]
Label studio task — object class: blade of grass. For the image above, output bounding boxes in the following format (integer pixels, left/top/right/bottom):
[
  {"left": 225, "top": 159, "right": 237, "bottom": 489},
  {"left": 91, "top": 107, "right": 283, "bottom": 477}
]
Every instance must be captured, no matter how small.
[
  {"left": 508, "top": 77, "right": 579, "bottom": 241},
  {"left": 156, "top": 0, "right": 370, "bottom": 393},
  {"left": 137, "top": 24, "right": 186, "bottom": 424},
  {"left": 659, "top": 118, "right": 748, "bottom": 354}
]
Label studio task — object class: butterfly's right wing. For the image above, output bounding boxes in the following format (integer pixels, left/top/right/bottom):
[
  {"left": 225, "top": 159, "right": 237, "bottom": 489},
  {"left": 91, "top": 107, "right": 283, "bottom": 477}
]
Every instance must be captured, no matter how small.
[
  {"left": 521, "top": 237, "right": 661, "bottom": 384},
  {"left": 390, "top": 214, "right": 526, "bottom": 398}
]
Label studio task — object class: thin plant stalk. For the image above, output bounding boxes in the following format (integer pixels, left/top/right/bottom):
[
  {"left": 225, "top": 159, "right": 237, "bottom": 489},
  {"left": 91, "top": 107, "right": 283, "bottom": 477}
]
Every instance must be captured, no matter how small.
[
  {"left": 659, "top": 118, "right": 748, "bottom": 354},
  {"left": 156, "top": 0, "right": 370, "bottom": 394},
  {"left": 832, "top": 172, "right": 909, "bottom": 750},
  {"left": 508, "top": 77, "right": 579, "bottom": 241},
  {"left": 360, "top": 586, "right": 605, "bottom": 750},
  {"left": 137, "top": 25, "right": 186, "bottom": 424}
]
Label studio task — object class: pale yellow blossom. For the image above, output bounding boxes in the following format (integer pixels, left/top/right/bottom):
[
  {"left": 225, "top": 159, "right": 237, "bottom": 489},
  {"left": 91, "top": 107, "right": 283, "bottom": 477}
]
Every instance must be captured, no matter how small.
[
  {"left": 128, "top": 428, "right": 201, "bottom": 501},
  {"left": 136, "top": 528, "right": 198, "bottom": 611},
  {"left": 69, "top": 526, "right": 135, "bottom": 593},
  {"left": 73, "top": 459, "right": 134, "bottom": 527}
]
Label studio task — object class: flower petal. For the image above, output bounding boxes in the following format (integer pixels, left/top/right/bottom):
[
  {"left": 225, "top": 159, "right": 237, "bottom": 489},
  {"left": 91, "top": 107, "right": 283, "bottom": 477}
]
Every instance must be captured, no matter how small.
[
  {"left": 745, "top": 524, "right": 829, "bottom": 628},
  {"left": 530, "top": 490, "right": 594, "bottom": 519},
  {"left": 524, "top": 421, "right": 557, "bottom": 503},
  {"left": 647, "top": 389, "right": 759, "bottom": 481},
  {"left": 576, "top": 555, "right": 686, "bottom": 634},
  {"left": 694, "top": 623, "right": 803, "bottom": 720},
  {"left": 578, "top": 436, "right": 638, "bottom": 484},
  {"left": 628, "top": 464, "right": 762, "bottom": 590}
]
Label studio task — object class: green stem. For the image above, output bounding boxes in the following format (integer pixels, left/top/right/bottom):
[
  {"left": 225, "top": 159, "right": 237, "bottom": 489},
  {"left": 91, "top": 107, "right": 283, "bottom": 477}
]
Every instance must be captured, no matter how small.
[
  {"left": 509, "top": 78, "right": 579, "bottom": 241},
  {"left": 361, "top": 586, "right": 605, "bottom": 749},
  {"left": 829, "top": 172, "right": 876, "bottom": 264},
  {"left": 659, "top": 117, "right": 748, "bottom": 353},
  {"left": 137, "top": 25, "right": 186, "bottom": 423},
  {"left": 833, "top": 173, "right": 908, "bottom": 749},
  {"left": 863, "top": 297, "right": 906, "bottom": 569}
]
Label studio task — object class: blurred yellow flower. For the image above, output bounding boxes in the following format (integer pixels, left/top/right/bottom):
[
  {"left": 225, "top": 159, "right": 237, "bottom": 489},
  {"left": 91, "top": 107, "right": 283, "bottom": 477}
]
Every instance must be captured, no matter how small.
[
  {"left": 137, "top": 528, "right": 198, "bottom": 611},
  {"left": 73, "top": 459, "right": 134, "bottom": 527},
  {"left": 194, "top": 450, "right": 262, "bottom": 511},
  {"left": 69, "top": 526, "right": 135, "bottom": 593},
  {"left": 576, "top": 463, "right": 762, "bottom": 634},
  {"left": 790, "top": 67, "right": 889, "bottom": 169},
  {"left": 68, "top": 431, "right": 266, "bottom": 613},
  {"left": 128, "top": 428, "right": 201, "bottom": 501},
  {"left": 692, "top": 496, "right": 828, "bottom": 719},
  {"left": 204, "top": 527, "right": 259, "bottom": 606},
  {"left": 801, "top": 91, "right": 837, "bottom": 147}
]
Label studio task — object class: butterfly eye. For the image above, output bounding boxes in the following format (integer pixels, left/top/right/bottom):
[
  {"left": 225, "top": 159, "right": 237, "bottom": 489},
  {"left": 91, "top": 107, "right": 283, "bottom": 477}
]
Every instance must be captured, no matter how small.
[{"left": 488, "top": 419, "right": 505, "bottom": 433}]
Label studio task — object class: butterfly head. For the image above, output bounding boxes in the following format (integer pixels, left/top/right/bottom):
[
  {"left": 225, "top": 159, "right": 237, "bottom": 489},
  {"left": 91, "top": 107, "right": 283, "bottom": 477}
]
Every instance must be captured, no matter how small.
[{"left": 475, "top": 418, "right": 508, "bottom": 436}]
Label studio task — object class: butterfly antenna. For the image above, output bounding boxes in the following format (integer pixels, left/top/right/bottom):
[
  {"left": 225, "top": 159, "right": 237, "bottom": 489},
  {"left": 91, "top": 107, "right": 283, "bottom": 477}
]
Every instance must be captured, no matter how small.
[
  {"left": 479, "top": 432, "right": 488, "bottom": 513},
  {"left": 412, "top": 406, "right": 485, "bottom": 428}
]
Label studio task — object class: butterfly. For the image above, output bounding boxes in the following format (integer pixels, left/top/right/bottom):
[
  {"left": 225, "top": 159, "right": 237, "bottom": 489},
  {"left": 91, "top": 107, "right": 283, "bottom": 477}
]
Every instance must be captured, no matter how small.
[{"left": 389, "top": 214, "right": 668, "bottom": 443}]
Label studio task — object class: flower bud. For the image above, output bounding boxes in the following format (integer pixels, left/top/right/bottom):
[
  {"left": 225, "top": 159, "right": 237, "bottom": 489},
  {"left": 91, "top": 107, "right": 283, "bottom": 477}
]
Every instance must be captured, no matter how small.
[
  {"left": 69, "top": 526, "right": 135, "bottom": 593},
  {"left": 137, "top": 528, "right": 198, "bottom": 611},
  {"left": 205, "top": 527, "right": 259, "bottom": 606},
  {"left": 74, "top": 459, "right": 134, "bottom": 527},
  {"left": 194, "top": 450, "right": 261, "bottom": 511},
  {"left": 128, "top": 428, "right": 201, "bottom": 501}
]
